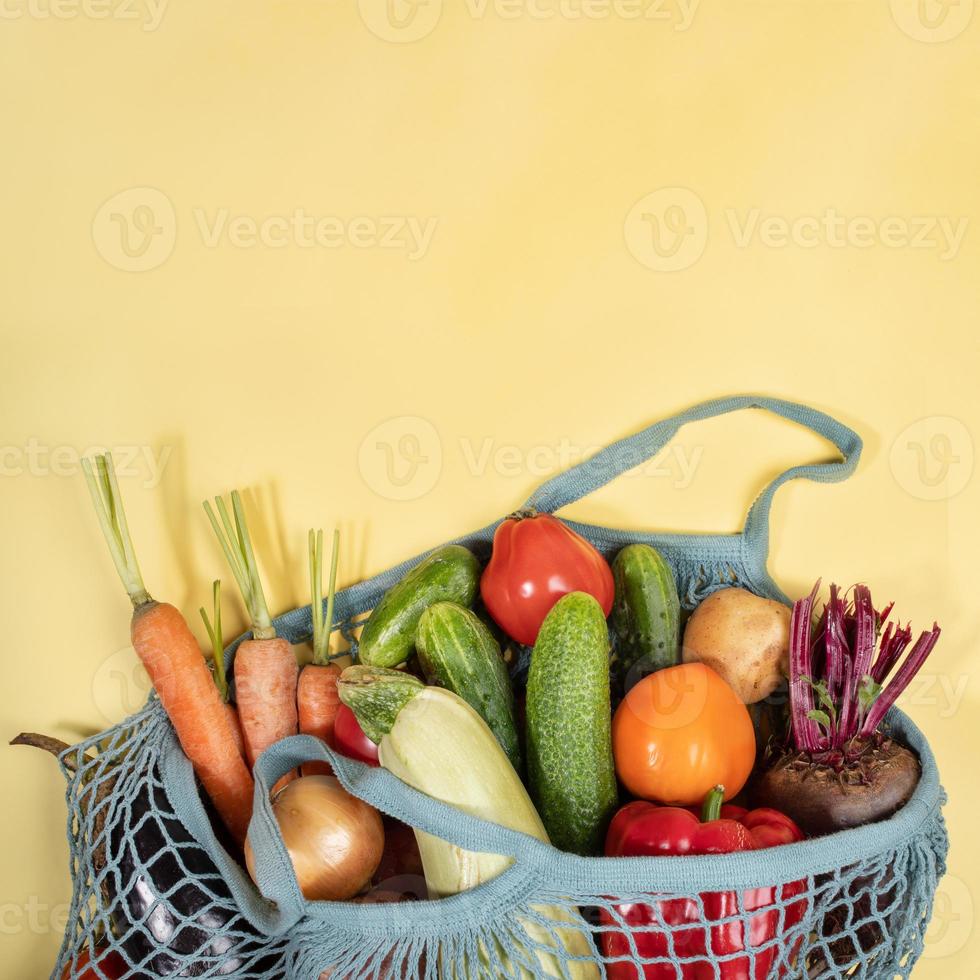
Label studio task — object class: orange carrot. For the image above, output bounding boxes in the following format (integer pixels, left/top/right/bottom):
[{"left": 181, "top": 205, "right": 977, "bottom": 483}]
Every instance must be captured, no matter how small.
[
  {"left": 298, "top": 665, "right": 341, "bottom": 747},
  {"left": 298, "top": 529, "right": 342, "bottom": 776},
  {"left": 223, "top": 701, "right": 246, "bottom": 761},
  {"left": 204, "top": 491, "right": 298, "bottom": 774},
  {"left": 82, "top": 455, "right": 254, "bottom": 846},
  {"left": 200, "top": 580, "right": 246, "bottom": 762}
]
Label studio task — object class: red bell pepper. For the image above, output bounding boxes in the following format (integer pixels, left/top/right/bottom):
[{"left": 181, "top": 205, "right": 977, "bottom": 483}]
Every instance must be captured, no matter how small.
[{"left": 601, "top": 786, "right": 807, "bottom": 980}]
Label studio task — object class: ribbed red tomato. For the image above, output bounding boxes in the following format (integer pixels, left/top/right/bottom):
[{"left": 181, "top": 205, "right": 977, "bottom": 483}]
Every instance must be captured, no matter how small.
[
  {"left": 334, "top": 703, "right": 380, "bottom": 766},
  {"left": 481, "top": 511, "right": 614, "bottom": 645}
]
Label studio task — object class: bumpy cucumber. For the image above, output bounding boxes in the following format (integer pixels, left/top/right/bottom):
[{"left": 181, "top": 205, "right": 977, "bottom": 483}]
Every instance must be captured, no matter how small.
[
  {"left": 611, "top": 543, "right": 680, "bottom": 687},
  {"left": 525, "top": 592, "right": 617, "bottom": 855},
  {"left": 358, "top": 545, "right": 480, "bottom": 668},
  {"left": 416, "top": 602, "right": 521, "bottom": 772}
]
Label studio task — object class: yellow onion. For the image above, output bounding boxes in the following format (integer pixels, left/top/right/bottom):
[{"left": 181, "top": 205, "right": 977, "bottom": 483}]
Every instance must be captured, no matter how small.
[{"left": 245, "top": 775, "right": 384, "bottom": 901}]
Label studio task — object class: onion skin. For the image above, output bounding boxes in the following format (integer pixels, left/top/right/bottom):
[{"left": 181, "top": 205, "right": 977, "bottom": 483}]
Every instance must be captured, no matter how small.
[{"left": 246, "top": 775, "right": 384, "bottom": 902}]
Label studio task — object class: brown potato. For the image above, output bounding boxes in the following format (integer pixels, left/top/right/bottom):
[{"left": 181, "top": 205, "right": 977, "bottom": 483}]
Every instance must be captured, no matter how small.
[{"left": 682, "top": 587, "right": 791, "bottom": 704}]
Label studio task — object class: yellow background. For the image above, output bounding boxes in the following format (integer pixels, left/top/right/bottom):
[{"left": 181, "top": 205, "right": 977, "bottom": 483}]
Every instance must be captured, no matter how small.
[{"left": 1, "top": 1, "right": 978, "bottom": 975}]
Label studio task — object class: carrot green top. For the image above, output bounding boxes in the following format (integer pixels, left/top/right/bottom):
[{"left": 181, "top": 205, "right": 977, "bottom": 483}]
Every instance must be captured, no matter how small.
[
  {"left": 199, "top": 579, "right": 229, "bottom": 702},
  {"left": 309, "top": 527, "right": 340, "bottom": 666},
  {"left": 203, "top": 491, "right": 275, "bottom": 640},
  {"left": 82, "top": 454, "right": 152, "bottom": 609}
]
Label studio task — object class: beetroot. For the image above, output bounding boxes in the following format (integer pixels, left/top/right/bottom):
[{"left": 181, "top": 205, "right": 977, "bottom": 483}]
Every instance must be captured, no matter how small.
[
  {"left": 753, "top": 581, "right": 940, "bottom": 835},
  {"left": 752, "top": 581, "right": 941, "bottom": 970}
]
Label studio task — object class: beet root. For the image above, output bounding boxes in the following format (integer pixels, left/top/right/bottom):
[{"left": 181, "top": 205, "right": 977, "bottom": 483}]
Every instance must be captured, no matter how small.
[
  {"left": 753, "top": 736, "right": 920, "bottom": 972},
  {"left": 752, "top": 736, "right": 920, "bottom": 838}
]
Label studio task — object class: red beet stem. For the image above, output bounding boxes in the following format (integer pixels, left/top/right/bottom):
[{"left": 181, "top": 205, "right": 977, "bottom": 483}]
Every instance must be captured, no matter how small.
[
  {"left": 839, "top": 586, "right": 875, "bottom": 740},
  {"left": 871, "top": 622, "right": 912, "bottom": 685},
  {"left": 860, "top": 625, "right": 941, "bottom": 737},
  {"left": 823, "top": 585, "right": 849, "bottom": 706},
  {"left": 789, "top": 581, "right": 822, "bottom": 752},
  {"left": 787, "top": 581, "right": 941, "bottom": 756}
]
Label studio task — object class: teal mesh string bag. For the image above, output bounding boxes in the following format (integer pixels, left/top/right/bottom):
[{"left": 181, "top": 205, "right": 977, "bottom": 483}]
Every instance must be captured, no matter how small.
[{"left": 55, "top": 396, "right": 948, "bottom": 980}]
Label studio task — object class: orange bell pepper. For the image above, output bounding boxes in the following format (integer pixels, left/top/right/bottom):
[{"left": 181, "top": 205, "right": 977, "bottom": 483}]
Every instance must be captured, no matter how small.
[{"left": 612, "top": 663, "right": 755, "bottom": 804}]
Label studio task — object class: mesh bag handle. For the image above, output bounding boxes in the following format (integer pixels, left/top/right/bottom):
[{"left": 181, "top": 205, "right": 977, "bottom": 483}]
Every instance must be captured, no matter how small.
[
  {"left": 229, "top": 397, "right": 861, "bottom": 662},
  {"left": 521, "top": 394, "right": 862, "bottom": 549}
]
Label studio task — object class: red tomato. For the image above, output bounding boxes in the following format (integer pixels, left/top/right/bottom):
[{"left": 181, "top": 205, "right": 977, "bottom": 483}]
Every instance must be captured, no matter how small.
[
  {"left": 334, "top": 703, "right": 380, "bottom": 766},
  {"left": 61, "top": 948, "right": 126, "bottom": 980},
  {"left": 481, "top": 511, "right": 614, "bottom": 645}
]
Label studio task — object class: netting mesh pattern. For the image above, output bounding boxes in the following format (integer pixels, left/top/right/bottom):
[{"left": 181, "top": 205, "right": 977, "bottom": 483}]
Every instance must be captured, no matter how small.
[
  {"left": 57, "top": 703, "right": 289, "bottom": 979},
  {"left": 57, "top": 693, "right": 947, "bottom": 980},
  {"left": 54, "top": 509, "right": 948, "bottom": 979}
]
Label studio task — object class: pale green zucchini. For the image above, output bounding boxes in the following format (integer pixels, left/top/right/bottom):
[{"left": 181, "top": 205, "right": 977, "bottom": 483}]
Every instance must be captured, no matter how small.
[{"left": 338, "top": 666, "right": 600, "bottom": 980}]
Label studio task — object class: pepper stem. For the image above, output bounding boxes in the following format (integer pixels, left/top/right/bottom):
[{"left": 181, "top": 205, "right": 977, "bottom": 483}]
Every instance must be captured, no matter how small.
[{"left": 701, "top": 785, "right": 725, "bottom": 822}]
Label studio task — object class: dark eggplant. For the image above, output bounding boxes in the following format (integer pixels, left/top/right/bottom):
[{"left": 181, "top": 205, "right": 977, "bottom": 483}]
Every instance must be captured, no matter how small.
[{"left": 106, "top": 780, "right": 284, "bottom": 978}]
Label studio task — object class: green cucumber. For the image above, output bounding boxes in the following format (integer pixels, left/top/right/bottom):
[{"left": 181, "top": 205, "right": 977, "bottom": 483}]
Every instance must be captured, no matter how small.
[
  {"left": 525, "top": 592, "right": 617, "bottom": 855},
  {"left": 416, "top": 602, "right": 521, "bottom": 772},
  {"left": 611, "top": 543, "right": 680, "bottom": 687},
  {"left": 358, "top": 545, "right": 480, "bottom": 669}
]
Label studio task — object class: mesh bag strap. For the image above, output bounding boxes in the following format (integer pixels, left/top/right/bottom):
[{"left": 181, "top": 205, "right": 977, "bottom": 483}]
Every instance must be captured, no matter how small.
[
  {"left": 246, "top": 735, "right": 547, "bottom": 929},
  {"left": 243, "top": 707, "right": 942, "bottom": 932},
  {"left": 521, "top": 394, "right": 861, "bottom": 532}
]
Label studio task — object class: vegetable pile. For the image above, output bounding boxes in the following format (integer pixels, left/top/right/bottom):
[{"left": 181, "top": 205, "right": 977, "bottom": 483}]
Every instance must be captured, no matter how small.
[{"left": 19, "top": 467, "right": 944, "bottom": 978}]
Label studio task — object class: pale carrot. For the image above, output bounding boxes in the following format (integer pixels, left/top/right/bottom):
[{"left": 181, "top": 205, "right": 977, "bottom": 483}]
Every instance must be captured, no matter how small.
[
  {"left": 82, "top": 455, "right": 254, "bottom": 846},
  {"left": 200, "top": 580, "right": 246, "bottom": 761},
  {"left": 298, "top": 528, "right": 342, "bottom": 777},
  {"left": 203, "top": 491, "right": 298, "bottom": 774}
]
